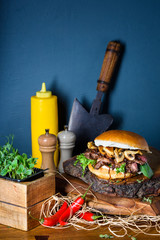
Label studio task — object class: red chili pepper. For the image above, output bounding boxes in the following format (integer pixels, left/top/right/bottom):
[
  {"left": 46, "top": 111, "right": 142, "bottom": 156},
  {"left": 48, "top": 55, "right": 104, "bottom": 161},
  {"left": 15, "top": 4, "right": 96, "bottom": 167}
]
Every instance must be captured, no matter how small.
[
  {"left": 42, "top": 200, "right": 68, "bottom": 226},
  {"left": 78, "top": 211, "right": 102, "bottom": 221},
  {"left": 29, "top": 201, "right": 68, "bottom": 227},
  {"left": 59, "top": 184, "right": 92, "bottom": 226}
]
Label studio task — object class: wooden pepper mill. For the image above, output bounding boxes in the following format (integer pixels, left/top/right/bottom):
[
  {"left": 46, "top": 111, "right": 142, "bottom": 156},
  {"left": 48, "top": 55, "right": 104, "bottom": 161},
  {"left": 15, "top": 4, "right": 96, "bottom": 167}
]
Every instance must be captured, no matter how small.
[{"left": 38, "top": 129, "right": 57, "bottom": 174}]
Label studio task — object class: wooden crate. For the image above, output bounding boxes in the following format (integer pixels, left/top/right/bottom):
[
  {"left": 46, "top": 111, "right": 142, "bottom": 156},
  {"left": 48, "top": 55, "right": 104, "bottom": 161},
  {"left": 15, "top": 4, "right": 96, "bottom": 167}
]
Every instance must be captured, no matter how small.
[{"left": 0, "top": 173, "right": 55, "bottom": 231}]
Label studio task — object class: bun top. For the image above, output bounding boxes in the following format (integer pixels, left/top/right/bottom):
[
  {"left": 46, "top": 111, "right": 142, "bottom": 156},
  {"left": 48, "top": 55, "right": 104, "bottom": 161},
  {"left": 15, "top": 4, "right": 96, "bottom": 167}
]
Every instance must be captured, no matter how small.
[{"left": 94, "top": 130, "right": 150, "bottom": 152}]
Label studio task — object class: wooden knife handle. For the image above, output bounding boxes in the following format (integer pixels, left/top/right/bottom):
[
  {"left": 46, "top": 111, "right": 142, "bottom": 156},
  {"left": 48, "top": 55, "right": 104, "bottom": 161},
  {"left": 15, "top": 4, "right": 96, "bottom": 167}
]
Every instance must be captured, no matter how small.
[{"left": 97, "top": 41, "right": 122, "bottom": 92}]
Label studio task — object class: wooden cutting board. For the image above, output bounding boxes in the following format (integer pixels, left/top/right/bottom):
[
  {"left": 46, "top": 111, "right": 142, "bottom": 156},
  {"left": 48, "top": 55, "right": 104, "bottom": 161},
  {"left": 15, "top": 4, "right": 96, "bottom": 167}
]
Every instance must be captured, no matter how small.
[{"left": 56, "top": 147, "right": 160, "bottom": 216}]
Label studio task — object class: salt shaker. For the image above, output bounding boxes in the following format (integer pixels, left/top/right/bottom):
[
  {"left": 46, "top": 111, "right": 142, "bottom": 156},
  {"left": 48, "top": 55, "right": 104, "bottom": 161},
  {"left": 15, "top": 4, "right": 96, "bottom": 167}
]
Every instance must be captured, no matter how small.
[
  {"left": 58, "top": 125, "right": 76, "bottom": 173},
  {"left": 38, "top": 129, "right": 57, "bottom": 174}
]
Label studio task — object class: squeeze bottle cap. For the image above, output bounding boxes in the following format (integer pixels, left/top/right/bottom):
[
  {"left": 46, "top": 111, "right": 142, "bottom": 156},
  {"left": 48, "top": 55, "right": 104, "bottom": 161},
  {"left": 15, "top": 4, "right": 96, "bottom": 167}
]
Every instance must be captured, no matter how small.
[{"left": 36, "top": 82, "right": 52, "bottom": 98}]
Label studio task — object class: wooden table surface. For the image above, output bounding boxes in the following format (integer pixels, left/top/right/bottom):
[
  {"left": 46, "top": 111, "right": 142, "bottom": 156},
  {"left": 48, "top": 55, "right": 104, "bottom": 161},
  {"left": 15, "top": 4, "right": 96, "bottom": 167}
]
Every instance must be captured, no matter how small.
[{"left": 0, "top": 223, "right": 160, "bottom": 240}]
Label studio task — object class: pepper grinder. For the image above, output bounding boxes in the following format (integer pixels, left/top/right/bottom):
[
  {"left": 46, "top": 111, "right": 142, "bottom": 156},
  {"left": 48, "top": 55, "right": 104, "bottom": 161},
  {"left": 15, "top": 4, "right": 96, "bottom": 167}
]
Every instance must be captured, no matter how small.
[
  {"left": 38, "top": 129, "right": 57, "bottom": 174},
  {"left": 58, "top": 125, "right": 76, "bottom": 173}
]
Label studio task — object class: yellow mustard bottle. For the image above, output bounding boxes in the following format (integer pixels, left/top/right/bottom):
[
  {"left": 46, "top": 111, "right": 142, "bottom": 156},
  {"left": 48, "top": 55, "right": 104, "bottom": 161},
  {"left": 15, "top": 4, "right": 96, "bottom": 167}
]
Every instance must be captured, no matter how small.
[{"left": 31, "top": 82, "right": 58, "bottom": 168}]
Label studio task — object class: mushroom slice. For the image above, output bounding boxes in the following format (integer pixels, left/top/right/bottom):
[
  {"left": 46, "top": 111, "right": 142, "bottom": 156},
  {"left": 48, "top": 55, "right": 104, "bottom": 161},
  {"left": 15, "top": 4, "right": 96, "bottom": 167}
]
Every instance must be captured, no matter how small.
[
  {"left": 124, "top": 150, "right": 142, "bottom": 161},
  {"left": 124, "top": 150, "right": 135, "bottom": 160},
  {"left": 88, "top": 141, "right": 97, "bottom": 150},
  {"left": 114, "top": 148, "right": 124, "bottom": 163},
  {"left": 103, "top": 147, "right": 114, "bottom": 157}
]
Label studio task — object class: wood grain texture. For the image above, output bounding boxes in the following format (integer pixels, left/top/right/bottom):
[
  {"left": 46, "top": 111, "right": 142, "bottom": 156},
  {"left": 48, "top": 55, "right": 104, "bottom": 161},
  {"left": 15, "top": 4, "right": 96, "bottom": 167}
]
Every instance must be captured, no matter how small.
[
  {"left": 97, "top": 41, "right": 122, "bottom": 92},
  {"left": 0, "top": 173, "right": 55, "bottom": 231},
  {"left": 0, "top": 199, "right": 48, "bottom": 231},
  {"left": 26, "top": 173, "right": 55, "bottom": 207},
  {"left": 0, "top": 179, "right": 27, "bottom": 207},
  {"left": 0, "top": 173, "right": 55, "bottom": 207},
  {"left": 0, "top": 222, "right": 160, "bottom": 240}
]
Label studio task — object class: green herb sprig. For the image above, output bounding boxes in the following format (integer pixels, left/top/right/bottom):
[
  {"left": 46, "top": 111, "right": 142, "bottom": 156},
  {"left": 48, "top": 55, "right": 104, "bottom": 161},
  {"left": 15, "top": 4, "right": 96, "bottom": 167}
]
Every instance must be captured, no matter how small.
[
  {"left": 142, "top": 196, "right": 153, "bottom": 204},
  {"left": 128, "top": 235, "right": 137, "bottom": 240},
  {"left": 116, "top": 180, "right": 120, "bottom": 183},
  {"left": 115, "top": 163, "right": 126, "bottom": 174},
  {"left": 136, "top": 179, "right": 143, "bottom": 183},
  {"left": 0, "top": 135, "right": 37, "bottom": 180},
  {"left": 74, "top": 153, "right": 96, "bottom": 176},
  {"left": 99, "top": 234, "right": 114, "bottom": 239}
]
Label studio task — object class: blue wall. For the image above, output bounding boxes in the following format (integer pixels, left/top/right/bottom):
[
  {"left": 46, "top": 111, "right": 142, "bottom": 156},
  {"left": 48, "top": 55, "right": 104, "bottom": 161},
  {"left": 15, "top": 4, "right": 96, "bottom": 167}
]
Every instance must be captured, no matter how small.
[{"left": 0, "top": 0, "right": 160, "bottom": 155}]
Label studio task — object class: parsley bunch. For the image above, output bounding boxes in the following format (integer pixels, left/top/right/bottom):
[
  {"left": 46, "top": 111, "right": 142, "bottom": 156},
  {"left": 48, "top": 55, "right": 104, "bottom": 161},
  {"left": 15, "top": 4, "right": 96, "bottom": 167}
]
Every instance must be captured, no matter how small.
[{"left": 0, "top": 135, "right": 37, "bottom": 180}]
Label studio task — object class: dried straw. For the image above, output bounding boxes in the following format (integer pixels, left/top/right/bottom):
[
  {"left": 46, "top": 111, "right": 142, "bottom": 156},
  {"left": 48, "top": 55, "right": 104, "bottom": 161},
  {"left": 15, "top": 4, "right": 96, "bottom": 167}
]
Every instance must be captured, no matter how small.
[{"left": 39, "top": 172, "right": 160, "bottom": 237}]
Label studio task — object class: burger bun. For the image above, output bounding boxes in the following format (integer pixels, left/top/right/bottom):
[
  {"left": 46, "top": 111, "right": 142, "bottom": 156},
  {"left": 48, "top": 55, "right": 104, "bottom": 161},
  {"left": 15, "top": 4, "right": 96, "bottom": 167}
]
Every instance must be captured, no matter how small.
[
  {"left": 94, "top": 130, "right": 150, "bottom": 152},
  {"left": 88, "top": 163, "right": 134, "bottom": 180}
]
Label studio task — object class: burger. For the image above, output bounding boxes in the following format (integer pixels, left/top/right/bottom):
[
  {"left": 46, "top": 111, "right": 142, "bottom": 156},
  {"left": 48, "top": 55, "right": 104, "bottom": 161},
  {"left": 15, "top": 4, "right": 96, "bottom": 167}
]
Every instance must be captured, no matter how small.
[{"left": 74, "top": 130, "right": 153, "bottom": 180}]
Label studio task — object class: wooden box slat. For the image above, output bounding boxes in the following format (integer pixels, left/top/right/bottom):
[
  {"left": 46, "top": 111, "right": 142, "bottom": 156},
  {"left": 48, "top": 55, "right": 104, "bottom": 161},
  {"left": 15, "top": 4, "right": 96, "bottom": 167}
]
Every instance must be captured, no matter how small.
[
  {"left": 0, "top": 173, "right": 55, "bottom": 231},
  {"left": 0, "top": 173, "right": 55, "bottom": 207}
]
